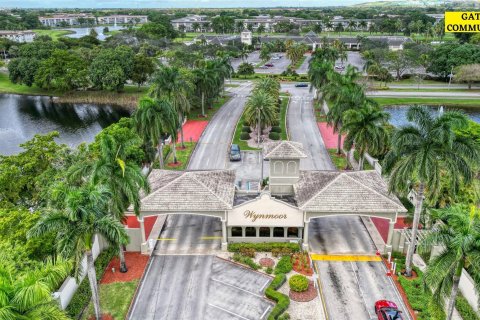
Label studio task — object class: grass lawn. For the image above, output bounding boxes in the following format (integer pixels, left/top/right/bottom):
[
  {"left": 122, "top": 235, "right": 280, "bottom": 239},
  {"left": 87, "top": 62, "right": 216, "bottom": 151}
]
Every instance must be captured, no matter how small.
[
  {"left": 188, "top": 96, "right": 229, "bottom": 120},
  {"left": 33, "top": 29, "right": 74, "bottom": 40},
  {"left": 384, "top": 88, "right": 480, "bottom": 93},
  {"left": 328, "top": 149, "right": 348, "bottom": 170},
  {"left": 373, "top": 97, "right": 480, "bottom": 108},
  {"left": 314, "top": 101, "right": 328, "bottom": 123},
  {"left": 293, "top": 56, "right": 307, "bottom": 70},
  {"left": 0, "top": 72, "right": 57, "bottom": 95},
  {"left": 232, "top": 111, "right": 260, "bottom": 151},
  {"left": 83, "top": 280, "right": 138, "bottom": 320},
  {"left": 372, "top": 79, "right": 447, "bottom": 86},
  {"left": 165, "top": 142, "right": 196, "bottom": 171}
]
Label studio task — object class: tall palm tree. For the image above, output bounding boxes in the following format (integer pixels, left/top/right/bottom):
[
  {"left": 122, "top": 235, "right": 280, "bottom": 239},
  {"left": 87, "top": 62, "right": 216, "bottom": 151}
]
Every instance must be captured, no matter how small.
[
  {"left": 419, "top": 205, "right": 480, "bottom": 320},
  {"left": 341, "top": 101, "right": 390, "bottom": 170},
  {"left": 0, "top": 259, "right": 71, "bottom": 320},
  {"left": 150, "top": 66, "right": 194, "bottom": 149},
  {"left": 193, "top": 66, "right": 217, "bottom": 117},
  {"left": 69, "top": 135, "right": 150, "bottom": 273},
  {"left": 383, "top": 106, "right": 480, "bottom": 277},
  {"left": 308, "top": 60, "right": 334, "bottom": 101},
  {"left": 134, "top": 97, "right": 179, "bottom": 169},
  {"left": 244, "top": 90, "right": 277, "bottom": 145},
  {"left": 28, "top": 183, "right": 129, "bottom": 320}
]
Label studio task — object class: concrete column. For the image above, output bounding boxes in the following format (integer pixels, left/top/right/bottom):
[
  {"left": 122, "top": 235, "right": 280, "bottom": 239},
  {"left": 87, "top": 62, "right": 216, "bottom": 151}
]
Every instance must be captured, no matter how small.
[
  {"left": 303, "top": 221, "right": 309, "bottom": 250},
  {"left": 269, "top": 227, "right": 273, "bottom": 238},
  {"left": 299, "top": 227, "right": 303, "bottom": 240},
  {"left": 138, "top": 217, "right": 146, "bottom": 243},
  {"left": 221, "top": 220, "right": 228, "bottom": 251},
  {"left": 256, "top": 227, "right": 260, "bottom": 237},
  {"left": 399, "top": 229, "right": 407, "bottom": 252},
  {"left": 385, "top": 220, "right": 395, "bottom": 253},
  {"left": 284, "top": 227, "right": 288, "bottom": 239},
  {"left": 241, "top": 226, "right": 246, "bottom": 238}
]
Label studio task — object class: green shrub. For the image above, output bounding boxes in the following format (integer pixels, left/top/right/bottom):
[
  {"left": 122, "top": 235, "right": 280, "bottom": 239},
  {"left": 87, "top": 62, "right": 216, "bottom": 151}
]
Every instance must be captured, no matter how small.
[
  {"left": 233, "top": 253, "right": 260, "bottom": 270},
  {"left": 66, "top": 248, "right": 116, "bottom": 319},
  {"left": 289, "top": 274, "right": 308, "bottom": 292},
  {"left": 265, "top": 266, "right": 273, "bottom": 274},
  {"left": 271, "top": 126, "right": 282, "bottom": 133},
  {"left": 266, "top": 274, "right": 290, "bottom": 320},
  {"left": 228, "top": 242, "right": 300, "bottom": 253},
  {"left": 278, "top": 313, "right": 290, "bottom": 320},
  {"left": 242, "top": 126, "right": 252, "bottom": 133},
  {"left": 274, "top": 256, "right": 293, "bottom": 275},
  {"left": 269, "top": 132, "right": 280, "bottom": 140},
  {"left": 240, "top": 132, "right": 251, "bottom": 140},
  {"left": 456, "top": 294, "right": 480, "bottom": 320},
  {"left": 272, "top": 247, "right": 293, "bottom": 257}
]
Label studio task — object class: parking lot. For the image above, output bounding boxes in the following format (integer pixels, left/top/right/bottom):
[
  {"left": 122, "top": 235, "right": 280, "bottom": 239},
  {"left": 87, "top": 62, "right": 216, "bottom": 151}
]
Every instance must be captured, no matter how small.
[
  {"left": 227, "top": 150, "right": 270, "bottom": 191},
  {"left": 129, "top": 256, "right": 273, "bottom": 320},
  {"left": 231, "top": 51, "right": 291, "bottom": 75}
]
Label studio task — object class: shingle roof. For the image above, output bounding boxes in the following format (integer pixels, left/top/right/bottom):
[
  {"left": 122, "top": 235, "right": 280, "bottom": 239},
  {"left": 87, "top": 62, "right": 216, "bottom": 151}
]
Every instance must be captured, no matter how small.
[
  {"left": 294, "top": 170, "right": 406, "bottom": 213},
  {"left": 263, "top": 141, "right": 307, "bottom": 159},
  {"left": 135, "top": 170, "right": 236, "bottom": 212}
]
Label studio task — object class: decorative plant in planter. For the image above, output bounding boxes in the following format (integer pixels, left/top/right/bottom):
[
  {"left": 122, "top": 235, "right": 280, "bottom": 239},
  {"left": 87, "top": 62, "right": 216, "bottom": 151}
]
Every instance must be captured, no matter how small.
[
  {"left": 291, "top": 252, "right": 313, "bottom": 276},
  {"left": 289, "top": 275, "right": 309, "bottom": 292}
]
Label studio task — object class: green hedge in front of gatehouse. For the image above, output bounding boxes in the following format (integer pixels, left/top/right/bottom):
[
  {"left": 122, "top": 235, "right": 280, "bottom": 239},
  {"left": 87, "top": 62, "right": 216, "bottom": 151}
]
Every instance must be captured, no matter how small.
[{"left": 227, "top": 242, "right": 300, "bottom": 254}]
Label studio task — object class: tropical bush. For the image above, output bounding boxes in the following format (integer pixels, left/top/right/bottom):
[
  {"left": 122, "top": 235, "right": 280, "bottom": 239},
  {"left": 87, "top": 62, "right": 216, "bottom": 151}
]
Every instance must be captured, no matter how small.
[
  {"left": 265, "top": 267, "right": 273, "bottom": 274},
  {"left": 289, "top": 274, "right": 309, "bottom": 292},
  {"left": 455, "top": 294, "right": 480, "bottom": 320},
  {"left": 271, "top": 247, "right": 293, "bottom": 257},
  {"left": 233, "top": 253, "right": 260, "bottom": 270},
  {"left": 271, "top": 126, "right": 282, "bottom": 133},
  {"left": 228, "top": 242, "right": 300, "bottom": 253},
  {"left": 242, "top": 126, "right": 252, "bottom": 133},
  {"left": 269, "top": 132, "right": 280, "bottom": 140},
  {"left": 274, "top": 256, "right": 293, "bottom": 275},
  {"left": 239, "top": 247, "right": 256, "bottom": 258},
  {"left": 240, "top": 132, "right": 251, "bottom": 140}
]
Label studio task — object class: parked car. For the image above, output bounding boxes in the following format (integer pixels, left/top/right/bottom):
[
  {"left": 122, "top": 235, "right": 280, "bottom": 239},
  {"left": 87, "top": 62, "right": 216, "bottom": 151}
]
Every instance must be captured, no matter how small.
[
  {"left": 334, "top": 65, "right": 345, "bottom": 71},
  {"left": 272, "top": 56, "right": 281, "bottom": 60},
  {"left": 258, "top": 65, "right": 268, "bottom": 69},
  {"left": 295, "top": 83, "right": 308, "bottom": 88},
  {"left": 230, "top": 144, "right": 241, "bottom": 161},
  {"left": 375, "top": 300, "right": 404, "bottom": 320},
  {"left": 265, "top": 63, "right": 274, "bottom": 67}
]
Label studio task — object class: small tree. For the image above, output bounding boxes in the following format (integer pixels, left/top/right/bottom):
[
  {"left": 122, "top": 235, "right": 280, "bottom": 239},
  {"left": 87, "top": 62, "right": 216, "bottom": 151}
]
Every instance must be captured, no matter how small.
[
  {"left": 237, "top": 62, "right": 255, "bottom": 78},
  {"left": 454, "top": 64, "right": 480, "bottom": 89}
]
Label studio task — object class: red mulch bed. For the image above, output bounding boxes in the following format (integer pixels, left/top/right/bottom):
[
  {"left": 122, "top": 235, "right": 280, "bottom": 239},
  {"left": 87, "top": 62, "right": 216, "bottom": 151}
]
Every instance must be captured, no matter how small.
[
  {"left": 177, "top": 120, "right": 208, "bottom": 143},
  {"left": 88, "top": 314, "right": 113, "bottom": 320},
  {"left": 289, "top": 281, "right": 317, "bottom": 302},
  {"left": 167, "top": 161, "right": 183, "bottom": 168},
  {"left": 101, "top": 252, "right": 149, "bottom": 284},
  {"left": 259, "top": 258, "right": 275, "bottom": 267}
]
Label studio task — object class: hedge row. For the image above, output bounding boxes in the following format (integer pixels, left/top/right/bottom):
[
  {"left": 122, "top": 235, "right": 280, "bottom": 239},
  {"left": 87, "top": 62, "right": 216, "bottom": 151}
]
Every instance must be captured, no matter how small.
[
  {"left": 228, "top": 242, "right": 300, "bottom": 253},
  {"left": 274, "top": 256, "right": 293, "bottom": 275},
  {"left": 66, "top": 248, "right": 116, "bottom": 319},
  {"left": 233, "top": 253, "right": 260, "bottom": 270},
  {"left": 266, "top": 274, "right": 290, "bottom": 320}
]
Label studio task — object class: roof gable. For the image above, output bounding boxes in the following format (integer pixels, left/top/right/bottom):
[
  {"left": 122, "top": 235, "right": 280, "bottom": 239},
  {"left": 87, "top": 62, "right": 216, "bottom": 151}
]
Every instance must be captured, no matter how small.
[{"left": 264, "top": 141, "right": 308, "bottom": 159}]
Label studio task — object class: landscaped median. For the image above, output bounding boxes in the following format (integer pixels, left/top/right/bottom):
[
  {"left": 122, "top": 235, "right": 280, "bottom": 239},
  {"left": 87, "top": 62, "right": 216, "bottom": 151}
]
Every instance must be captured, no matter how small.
[{"left": 372, "top": 96, "right": 480, "bottom": 108}]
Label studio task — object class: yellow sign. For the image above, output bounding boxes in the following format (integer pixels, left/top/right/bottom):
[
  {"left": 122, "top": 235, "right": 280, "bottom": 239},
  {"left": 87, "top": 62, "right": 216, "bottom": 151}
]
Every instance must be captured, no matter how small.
[{"left": 445, "top": 12, "right": 480, "bottom": 32}]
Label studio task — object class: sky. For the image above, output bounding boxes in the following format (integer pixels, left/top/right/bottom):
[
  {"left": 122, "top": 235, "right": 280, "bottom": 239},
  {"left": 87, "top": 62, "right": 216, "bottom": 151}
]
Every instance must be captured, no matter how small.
[{"left": 1, "top": 0, "right": 394, "bottom": 9}]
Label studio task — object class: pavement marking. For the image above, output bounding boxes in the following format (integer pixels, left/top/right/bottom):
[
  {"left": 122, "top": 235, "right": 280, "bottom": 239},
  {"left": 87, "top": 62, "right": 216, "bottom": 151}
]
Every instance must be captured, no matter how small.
[
  {"left": 211, "top": 278, "right": 264, "bottom": 298},
  {"left": 311, "top": 254, "right": 382, "bottom": 262},
  {"left": 260, "top": 306, "right": 271, "bottom": 320},
  {"left": 208, "top": 303, "right": 252, "bottom": 320},
  {"left": 200, "top": 236, "right": 222, "bottom": 240},
  {"left": 260, "top": 278, "right": 270, "bottom": 291},
  {"left": 313, "top": 261, "right": 329, "bottom": 320},
  {"left": 350, "top": 261, "right": 374, "bottom": 319},
  {"left": 157, "top": 238, "right": 177, "bottom": 241}
]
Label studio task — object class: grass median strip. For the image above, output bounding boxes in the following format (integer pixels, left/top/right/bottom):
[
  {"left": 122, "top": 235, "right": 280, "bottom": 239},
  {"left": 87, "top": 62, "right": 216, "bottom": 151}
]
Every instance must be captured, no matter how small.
[
  {"left": 310, "top": 254, "right": 382, "bottom": 262},
  {"left": 372, "top": 97, "right": 480, "bottom": 108}
]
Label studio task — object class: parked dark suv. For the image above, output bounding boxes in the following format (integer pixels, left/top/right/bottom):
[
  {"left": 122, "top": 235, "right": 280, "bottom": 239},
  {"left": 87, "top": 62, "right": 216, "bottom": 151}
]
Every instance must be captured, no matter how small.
[{"left": 229, "top": 144, "right": 241, "bottom": 161}]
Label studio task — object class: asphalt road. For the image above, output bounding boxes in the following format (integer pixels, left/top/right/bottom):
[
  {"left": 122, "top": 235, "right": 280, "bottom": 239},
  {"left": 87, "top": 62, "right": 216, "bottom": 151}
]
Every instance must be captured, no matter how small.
[
  {"left": 283, "top": 83, "right": 410, "bottom": 320},
  {"left": 189, "top": 81, "right": 253, "bottom": 170},
  {"left": 296, "top": 54, "right": 312, "bottom": 75},
  {"left": 283, "top": 83, "right": 335, "bottom": 171}
]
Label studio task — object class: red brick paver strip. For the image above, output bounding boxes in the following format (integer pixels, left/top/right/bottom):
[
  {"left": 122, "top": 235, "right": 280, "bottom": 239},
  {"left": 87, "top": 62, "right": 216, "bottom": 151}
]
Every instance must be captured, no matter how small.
[
  {"left": 177, "top": 120, "right": 208, "bottom": 143},
  {"left": 101, "top": 252, "right": 149, "bottom": 284},
  {"left": 318, "top": 122, "right": 344, "bottom": 149}
]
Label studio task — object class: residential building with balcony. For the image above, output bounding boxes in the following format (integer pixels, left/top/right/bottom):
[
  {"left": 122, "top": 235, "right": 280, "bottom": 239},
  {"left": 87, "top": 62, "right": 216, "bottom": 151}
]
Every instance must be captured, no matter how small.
[
  {"left": 171, "top": 15, "right": 210, "bottom": 32},
  {"left": 0, "top": 30, "right": 36, "bottom": 43},
  {"left": 38, "top": 13, "right": 95, "bottom": 26}
]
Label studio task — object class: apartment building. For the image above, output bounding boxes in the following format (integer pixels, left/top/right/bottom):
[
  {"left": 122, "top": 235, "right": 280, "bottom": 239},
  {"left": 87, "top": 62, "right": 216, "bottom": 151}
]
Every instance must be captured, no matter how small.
[
  {"left": 171, "top": 15, "right": 210, "bottom": 32},
  {"left": 0, "top": 30, "right": 36, "bottom": 43},
  {"left": 97, "top": 15, "right": 148, "bottom": 25},
  {"left": 38, "top": 13, "right": 95, "bottom": 26}
]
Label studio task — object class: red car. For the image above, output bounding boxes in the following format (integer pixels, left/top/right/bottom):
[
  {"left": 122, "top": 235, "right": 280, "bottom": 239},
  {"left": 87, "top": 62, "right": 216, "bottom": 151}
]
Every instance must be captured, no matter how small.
[
  {"left": 375, "top": 300, "right": 404, "bottom": 320},
  {"left": 264, "top": 63, "right": 274, "bottom": 67}
]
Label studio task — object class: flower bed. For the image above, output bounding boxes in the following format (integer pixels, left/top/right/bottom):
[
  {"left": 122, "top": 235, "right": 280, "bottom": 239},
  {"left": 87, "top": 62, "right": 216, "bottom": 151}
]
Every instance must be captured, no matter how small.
[
  {"left": 260, "top": 257, "right": 275, "bottom": 267},
  {"left": 289, "top": 281, "right": 317, "bottom": 302},
  {"left": 291, "top": 252, "right": 313, "bottom": 276}
]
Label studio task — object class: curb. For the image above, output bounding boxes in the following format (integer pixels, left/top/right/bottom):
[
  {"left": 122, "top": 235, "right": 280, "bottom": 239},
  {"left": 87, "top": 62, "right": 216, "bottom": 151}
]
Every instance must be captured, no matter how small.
[
  {"left": 312, "top": 258, "right": 329, "bottom": 320},
  {"left": 285, "top": 95, "right": 291, "bottom": 140}
]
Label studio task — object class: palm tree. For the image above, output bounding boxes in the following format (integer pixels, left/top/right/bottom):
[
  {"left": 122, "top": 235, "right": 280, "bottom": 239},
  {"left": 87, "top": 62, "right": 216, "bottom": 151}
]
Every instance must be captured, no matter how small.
[
  {"left": 193, "top": 66, "right": 217, "bottom": 117},
  {"left": 341, "top": 102, "right": 390, "bottom": 170},
  {"left": 322, "top": 66, "right": 364, "bottom": 154},
  {"left": 383, "top": 106, "right": 480, "bottom": 277},
  {"left": 419, "top": 205, "right": 480, "bottom": 320},
  {"left": 308, "top": 60, "right": 334, "bottom": 101},
  {"left": 150, "top": 66, "right": 194, "bottom": 149},
  {"left": 69, "top": 135, "right": 150, "bottom": 273},
  {"left": 28, "top": 183, "right": 129, "bottom": 320},
  {"left": 244, "top": 90, "right": 278, "bottom": 145},
  {"left": 134, "top": 97, "right": 179, "bottom": 169},
  {"left": 0, "top": 259, "right": 71, "bottom": 320}
]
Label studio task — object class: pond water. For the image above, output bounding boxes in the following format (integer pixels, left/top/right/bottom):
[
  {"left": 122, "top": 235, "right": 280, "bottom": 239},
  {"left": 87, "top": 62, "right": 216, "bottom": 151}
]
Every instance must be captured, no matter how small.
[
  {"left": 63, "top": 26, "right": 125, "bottom": 41},
  {"left": 0, "top": 94, "right": 131, "bottom": 155},
  {"left": 384, "top": 105, "right": 480, "bottom": 127}
]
